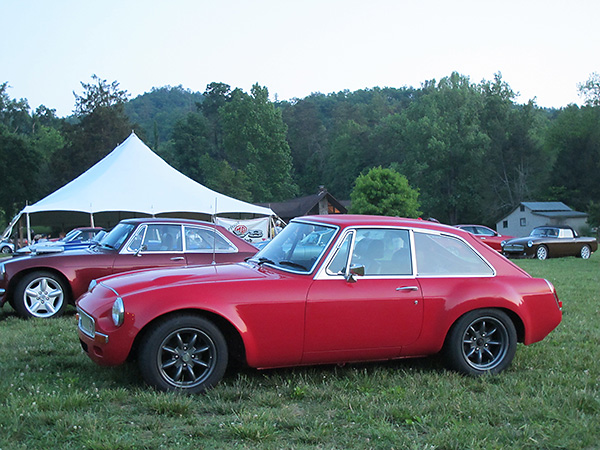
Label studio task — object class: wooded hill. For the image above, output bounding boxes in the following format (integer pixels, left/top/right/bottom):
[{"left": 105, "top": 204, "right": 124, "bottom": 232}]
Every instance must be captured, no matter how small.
[{"left": 1, "top": 72, "right": 599, "bottom": 229}]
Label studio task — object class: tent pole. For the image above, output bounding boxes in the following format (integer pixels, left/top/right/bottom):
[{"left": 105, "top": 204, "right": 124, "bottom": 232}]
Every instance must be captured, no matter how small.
[
  {"left": 90, "top": 213, "right": 95, "bottom": 228},
  {"left": 26, "top": 213, "right": 31, "bottom": 245}
]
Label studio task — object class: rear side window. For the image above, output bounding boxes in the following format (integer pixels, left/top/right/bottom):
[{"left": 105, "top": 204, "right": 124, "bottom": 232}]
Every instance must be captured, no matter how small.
[{"left": 414, "top": 232, "right": 493, "bottom": 276}]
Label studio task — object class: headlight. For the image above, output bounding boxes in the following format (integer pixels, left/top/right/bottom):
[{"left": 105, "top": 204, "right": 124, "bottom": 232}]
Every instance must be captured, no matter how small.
[
  {"left": 501, "top": 240, "right": 506, "bottom": 247},
  {"left": 527, "top": 240, "right": 533, "bottom": 247},
  {"left": 112, "top": 297, "right": 125, "bottom": 327},
  {"left": 88, "top": 279, "right": 97, "bottom": 292}
]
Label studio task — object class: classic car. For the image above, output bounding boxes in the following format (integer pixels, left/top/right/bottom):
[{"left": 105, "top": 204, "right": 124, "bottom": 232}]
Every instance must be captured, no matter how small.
[
  {"left": 455, "top": 225, "right": 514, "bottom": 252},
  {"left": 0, "top": 218, "right": 257, "bottom": 319},
  {"left": 501, "top": 226, "right": 598, "bottom": 260},
  {"left": 76, "top": 215, "right": 562, "bottom": 394},
  {"left": 14, "top": 227, "right": 105, "bottom": 256},
  {"left": 0, "top": 239, "right": 15, "bottom": 255}
]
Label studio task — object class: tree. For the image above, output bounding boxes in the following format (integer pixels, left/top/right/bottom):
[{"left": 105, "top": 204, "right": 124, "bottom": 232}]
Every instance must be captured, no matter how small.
[
  {"left": 220, "top": 84, "right": 297, "bottom": 201},
  {"left": 51, "top": 75, "right": 135, "bottom": 188},
  {"left": 350, "top": 166, "right": 421, "bottom": 217},
  {"left": 578, "top": 72, "right": 600, "bottom": 107},
  {"left": 398, "top": 73, "right": 490, "bottom": 224}
]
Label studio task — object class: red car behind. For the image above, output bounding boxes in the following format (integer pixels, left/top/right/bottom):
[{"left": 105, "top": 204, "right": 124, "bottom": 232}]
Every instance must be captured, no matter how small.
[{"left": 0, "top": 218, "right": 257, "bottom": 318}]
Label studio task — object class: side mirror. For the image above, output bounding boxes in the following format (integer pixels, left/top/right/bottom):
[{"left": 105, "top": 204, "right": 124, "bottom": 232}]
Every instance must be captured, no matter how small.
[
  {"left": 134, "top": 244, "right": 147, "bottom": 257},
  {"left": 345, "top": 264, "right": 365, "bottom": 283}
]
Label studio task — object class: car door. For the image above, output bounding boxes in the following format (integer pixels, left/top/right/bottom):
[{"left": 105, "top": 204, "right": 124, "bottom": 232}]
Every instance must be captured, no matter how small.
[
  {"left": 302, "top": 228, "right": 424, "bottom": 364},
  {"left": 112, "top": 223, "right": 188, "bottom": 274}
]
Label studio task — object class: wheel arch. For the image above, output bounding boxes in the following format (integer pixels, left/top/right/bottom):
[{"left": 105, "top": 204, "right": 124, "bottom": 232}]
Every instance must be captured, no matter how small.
[
  {"left": 443, "top": 306, "right": 525, "bottom": 349},
  {"left": 130, "top": 308, "right": 247, "bottom": 367},
  {"left": 7, "top": 267, "right": 74, "bottom": 306}
]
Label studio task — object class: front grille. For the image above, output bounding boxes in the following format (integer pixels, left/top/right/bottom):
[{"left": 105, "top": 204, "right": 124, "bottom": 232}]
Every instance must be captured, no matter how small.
[
  {"left": 503, "top": 244, "right": 524, "bottom": 252},
  {"left": 77, "top": 307, "right": 96, "bottom": 338}
]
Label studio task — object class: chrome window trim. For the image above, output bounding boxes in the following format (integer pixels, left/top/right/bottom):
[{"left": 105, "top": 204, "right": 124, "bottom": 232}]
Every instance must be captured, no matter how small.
[
  {"left": 315, "top": 225, "right": 417, "bottom": 281},
  {"left": 314, "top": 225, "right": 496, "bottom": 281}
]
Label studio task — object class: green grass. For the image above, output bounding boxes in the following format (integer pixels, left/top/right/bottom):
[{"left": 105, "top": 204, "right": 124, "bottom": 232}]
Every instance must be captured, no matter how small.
[{"left": 1, "top": 254, "right": 599, "bottom": 449}]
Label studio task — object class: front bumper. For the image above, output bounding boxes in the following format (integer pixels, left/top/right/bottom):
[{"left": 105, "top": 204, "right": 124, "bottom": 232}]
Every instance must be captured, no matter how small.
[{"left": 76, "top": 306, "right": 132, "bottom": 366}]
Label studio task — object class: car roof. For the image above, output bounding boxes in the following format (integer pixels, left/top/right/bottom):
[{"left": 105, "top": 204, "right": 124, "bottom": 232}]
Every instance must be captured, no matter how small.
[
  {"left": 119, "top": 218, "right": 214, "bottom": 226},
  {"left": 294, "top": 214, "right": 465, "bottom": 235}
]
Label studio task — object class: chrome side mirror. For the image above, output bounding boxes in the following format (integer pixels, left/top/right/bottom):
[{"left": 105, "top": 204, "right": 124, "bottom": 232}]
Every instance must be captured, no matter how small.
[
  {"left": 345, "top": 264, "right": 365, "bottom": 283},
  {"left": 134, "top": 244, "right": 147, "bottom": 257}
]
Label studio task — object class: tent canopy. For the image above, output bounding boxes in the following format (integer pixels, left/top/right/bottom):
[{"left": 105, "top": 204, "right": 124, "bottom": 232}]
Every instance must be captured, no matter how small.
[{"left": 23, "top": 133, "right": 273, "bottom": 220}]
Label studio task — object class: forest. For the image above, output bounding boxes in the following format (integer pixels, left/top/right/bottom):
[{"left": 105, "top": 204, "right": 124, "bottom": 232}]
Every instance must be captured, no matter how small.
[{"left": 1, "top": 72, "right": 599, "bottom": 230}]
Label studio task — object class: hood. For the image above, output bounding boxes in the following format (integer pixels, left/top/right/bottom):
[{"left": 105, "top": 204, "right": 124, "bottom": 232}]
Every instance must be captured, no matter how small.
[
  {"left": 503, "top": 236, "right": 542, "bottom": 246},
  {"left": 94, "top": 261, "right": 271, "bottom": 297}
]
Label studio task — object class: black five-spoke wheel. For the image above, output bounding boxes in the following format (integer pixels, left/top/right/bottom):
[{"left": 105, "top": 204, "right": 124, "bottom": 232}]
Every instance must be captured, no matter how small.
[
  {"left": 138, "top": 315, "right": 228, "bottom": 393},
  {"left": 445, "top": 309, "right": 517, "bottom": 375}
]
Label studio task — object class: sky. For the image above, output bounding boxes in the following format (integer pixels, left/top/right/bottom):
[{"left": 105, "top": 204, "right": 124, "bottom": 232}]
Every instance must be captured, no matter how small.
[{"left": 2, "top": 0, "right": 599, "bottom": 117}]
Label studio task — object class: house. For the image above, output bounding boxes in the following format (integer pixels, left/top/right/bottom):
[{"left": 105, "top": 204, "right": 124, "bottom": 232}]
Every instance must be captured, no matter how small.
[
  {"left": 496, "top": 202, "right": 588, "bottom": 237},
  {"left": 258, "top": 186, "right": 347, "bottom": 223}
]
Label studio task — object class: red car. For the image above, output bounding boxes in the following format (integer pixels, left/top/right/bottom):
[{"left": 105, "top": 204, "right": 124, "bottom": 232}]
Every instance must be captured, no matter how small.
[
  {"left": 77, "top": 215, "right": 562, "bottom": 393},
  {"left": 455, "top": 225, "right": 514, "bottom": 252},
  {"left": 0, "top": 218, "right": 257, "bottom": 319}
]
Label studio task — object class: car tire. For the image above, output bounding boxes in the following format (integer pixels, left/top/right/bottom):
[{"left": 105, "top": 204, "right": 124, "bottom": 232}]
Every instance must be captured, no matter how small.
[
  {"left": 535, "top": 245, "right": 548, "bottom": 260},
  {"left": 13, "top": 271, "right": 68, "bottom": 319},
  {"left": 1, "top": 246, "right": 11, "bottom": 254},
  {"left": 580, "top": 245, "right": 591, "bottom": 259},
  {"left": 444, "top": 309, "right": 517, "bottom": 375},
  {"left": 138, "top": 314, "right": 228, "bottom": 394}
]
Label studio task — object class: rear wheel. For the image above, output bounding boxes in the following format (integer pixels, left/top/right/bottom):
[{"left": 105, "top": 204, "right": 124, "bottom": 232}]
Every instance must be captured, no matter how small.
[
  {"left": 535, "top": 245, "right": 548, "bottom": 260},
  {"left": 580, "top": 245, "right": 591, "bottom": 259},
  {"left": 444, "top": 309, "right": 517, "bottom": 375},
  {"left": 138, "top": 315, "right": 228, "bottom": 394},
  {"left": 13, "top": 271, "right": 68, "bottom": 318}
]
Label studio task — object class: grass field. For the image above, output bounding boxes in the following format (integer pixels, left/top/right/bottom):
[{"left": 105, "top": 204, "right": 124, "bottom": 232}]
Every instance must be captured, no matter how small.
[{"left": 0, "top": 255, "right": 598, "bottom": 449}]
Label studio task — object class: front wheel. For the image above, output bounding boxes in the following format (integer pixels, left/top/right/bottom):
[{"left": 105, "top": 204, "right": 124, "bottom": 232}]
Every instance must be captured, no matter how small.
[
  {"left": 138, "top": 315, "right": 228, "bottom": 394},
  {"left": 444, "top": 309, "right": 517, "bottom": 375},
  {"left": 1, "top": 246, "right": 11, "bottom": 254},
  {"left": 580, "top": 245, "right": 591, "bottom": 259},
  {"left": 13, "top": 271, "right": 68, "bottom": 318},
  {"left": 536, "top": 245, "right": 548, "bottom": 260}
]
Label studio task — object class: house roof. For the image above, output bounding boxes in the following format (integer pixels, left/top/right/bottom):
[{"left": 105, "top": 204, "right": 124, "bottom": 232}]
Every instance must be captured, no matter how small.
[
  {"left": 522, "top": 202, "right": 572, "bottom": 212},
  {"left": 521, "top": 202, "right": 587, "bottom": 219},
  {"left": 258, "top": 188, "right": 347, "bottom": 220}
]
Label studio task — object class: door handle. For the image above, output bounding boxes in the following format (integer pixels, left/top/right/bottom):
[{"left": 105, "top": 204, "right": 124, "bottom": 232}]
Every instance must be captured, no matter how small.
[
  {"left": 170, "top": 257, "right": 185, "bottom": 261},
  {"left": 396, "top": 286, "right": 419, "bottom": 291}
]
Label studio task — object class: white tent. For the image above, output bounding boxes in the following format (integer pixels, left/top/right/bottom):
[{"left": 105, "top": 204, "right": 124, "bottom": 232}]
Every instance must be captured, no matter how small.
[{"left": 15, "top": 133, "right": 273, "bottom": 240}]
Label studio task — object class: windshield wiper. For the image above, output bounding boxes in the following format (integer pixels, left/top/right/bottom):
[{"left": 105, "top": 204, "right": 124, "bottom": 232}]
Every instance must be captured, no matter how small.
[
  {"left": 279, "top": 260, "right": 308, "bottom": 271},
  {"left": 256, "top": 256, "right": 276, "bottom": 265}
]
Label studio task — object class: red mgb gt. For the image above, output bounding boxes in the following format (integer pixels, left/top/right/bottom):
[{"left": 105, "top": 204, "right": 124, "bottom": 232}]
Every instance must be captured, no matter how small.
[{"left": 77, "top": 215, "right": 562, "bottom": 393}]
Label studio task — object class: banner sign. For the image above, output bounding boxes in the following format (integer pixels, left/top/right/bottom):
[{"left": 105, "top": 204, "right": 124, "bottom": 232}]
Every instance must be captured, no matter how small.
[{"left": 215, "top": 217, "right": 271, "bottom": 243}]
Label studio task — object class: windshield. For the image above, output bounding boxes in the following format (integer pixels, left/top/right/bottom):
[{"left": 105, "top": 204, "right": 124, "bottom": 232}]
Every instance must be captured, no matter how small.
[
  {"left": 531, "top": 228, "right": 557, "bottom": 237},
  {"left": 101, "top": 223, "right": 135, "bottom": 250},
  {"left": 62, "top": 229, "right": 81, "bottom": 242},
  {"left": 251, "top": 221, "right": 337, "bottom": 273}
]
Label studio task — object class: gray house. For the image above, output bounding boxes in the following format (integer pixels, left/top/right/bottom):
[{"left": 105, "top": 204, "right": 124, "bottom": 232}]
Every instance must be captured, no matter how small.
[{"left": 496, "top": 202, "right": 588, "bottom": 237}]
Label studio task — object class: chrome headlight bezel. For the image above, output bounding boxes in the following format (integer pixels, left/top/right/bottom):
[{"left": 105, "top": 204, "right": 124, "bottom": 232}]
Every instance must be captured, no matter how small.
[
  {"left": 527, "top": 240, "right": 534, "bottom": 248},
  {"left": 112, "top": 297, "right": 125, "bottom": 327}
]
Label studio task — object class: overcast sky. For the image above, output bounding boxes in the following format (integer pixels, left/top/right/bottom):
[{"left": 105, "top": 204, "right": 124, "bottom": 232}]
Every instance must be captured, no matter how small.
[{"left": 2, "top": 0, "right": 598, "bottom": 117}]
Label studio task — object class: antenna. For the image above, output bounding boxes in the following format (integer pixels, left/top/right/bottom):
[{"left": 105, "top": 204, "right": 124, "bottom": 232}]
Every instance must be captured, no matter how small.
[{"left": 212, "top": 198, "right": 217, "bottom": 265}]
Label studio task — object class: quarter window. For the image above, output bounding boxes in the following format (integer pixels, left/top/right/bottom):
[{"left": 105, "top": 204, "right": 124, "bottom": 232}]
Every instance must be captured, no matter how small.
[
  {"left": 184, "top": 226, "right": 236, "bottom": 252},
  {"left": 414, "top": 232, "right": 493, "bottom": 276}
]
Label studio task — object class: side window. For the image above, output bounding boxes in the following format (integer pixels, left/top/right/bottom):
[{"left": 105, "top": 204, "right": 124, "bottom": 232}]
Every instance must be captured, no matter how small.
[
  {"left": 140, "top": 224, "right": 183, "bottom": 252},
  {"left": 184, "top": 226, "right": 237, "bottom": 252},
  {"left": 330, "top": 228, "right": 412, "bottom": 277},
  {"left": 414, "top": 232, "right": 493, "bottom": 276}
]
